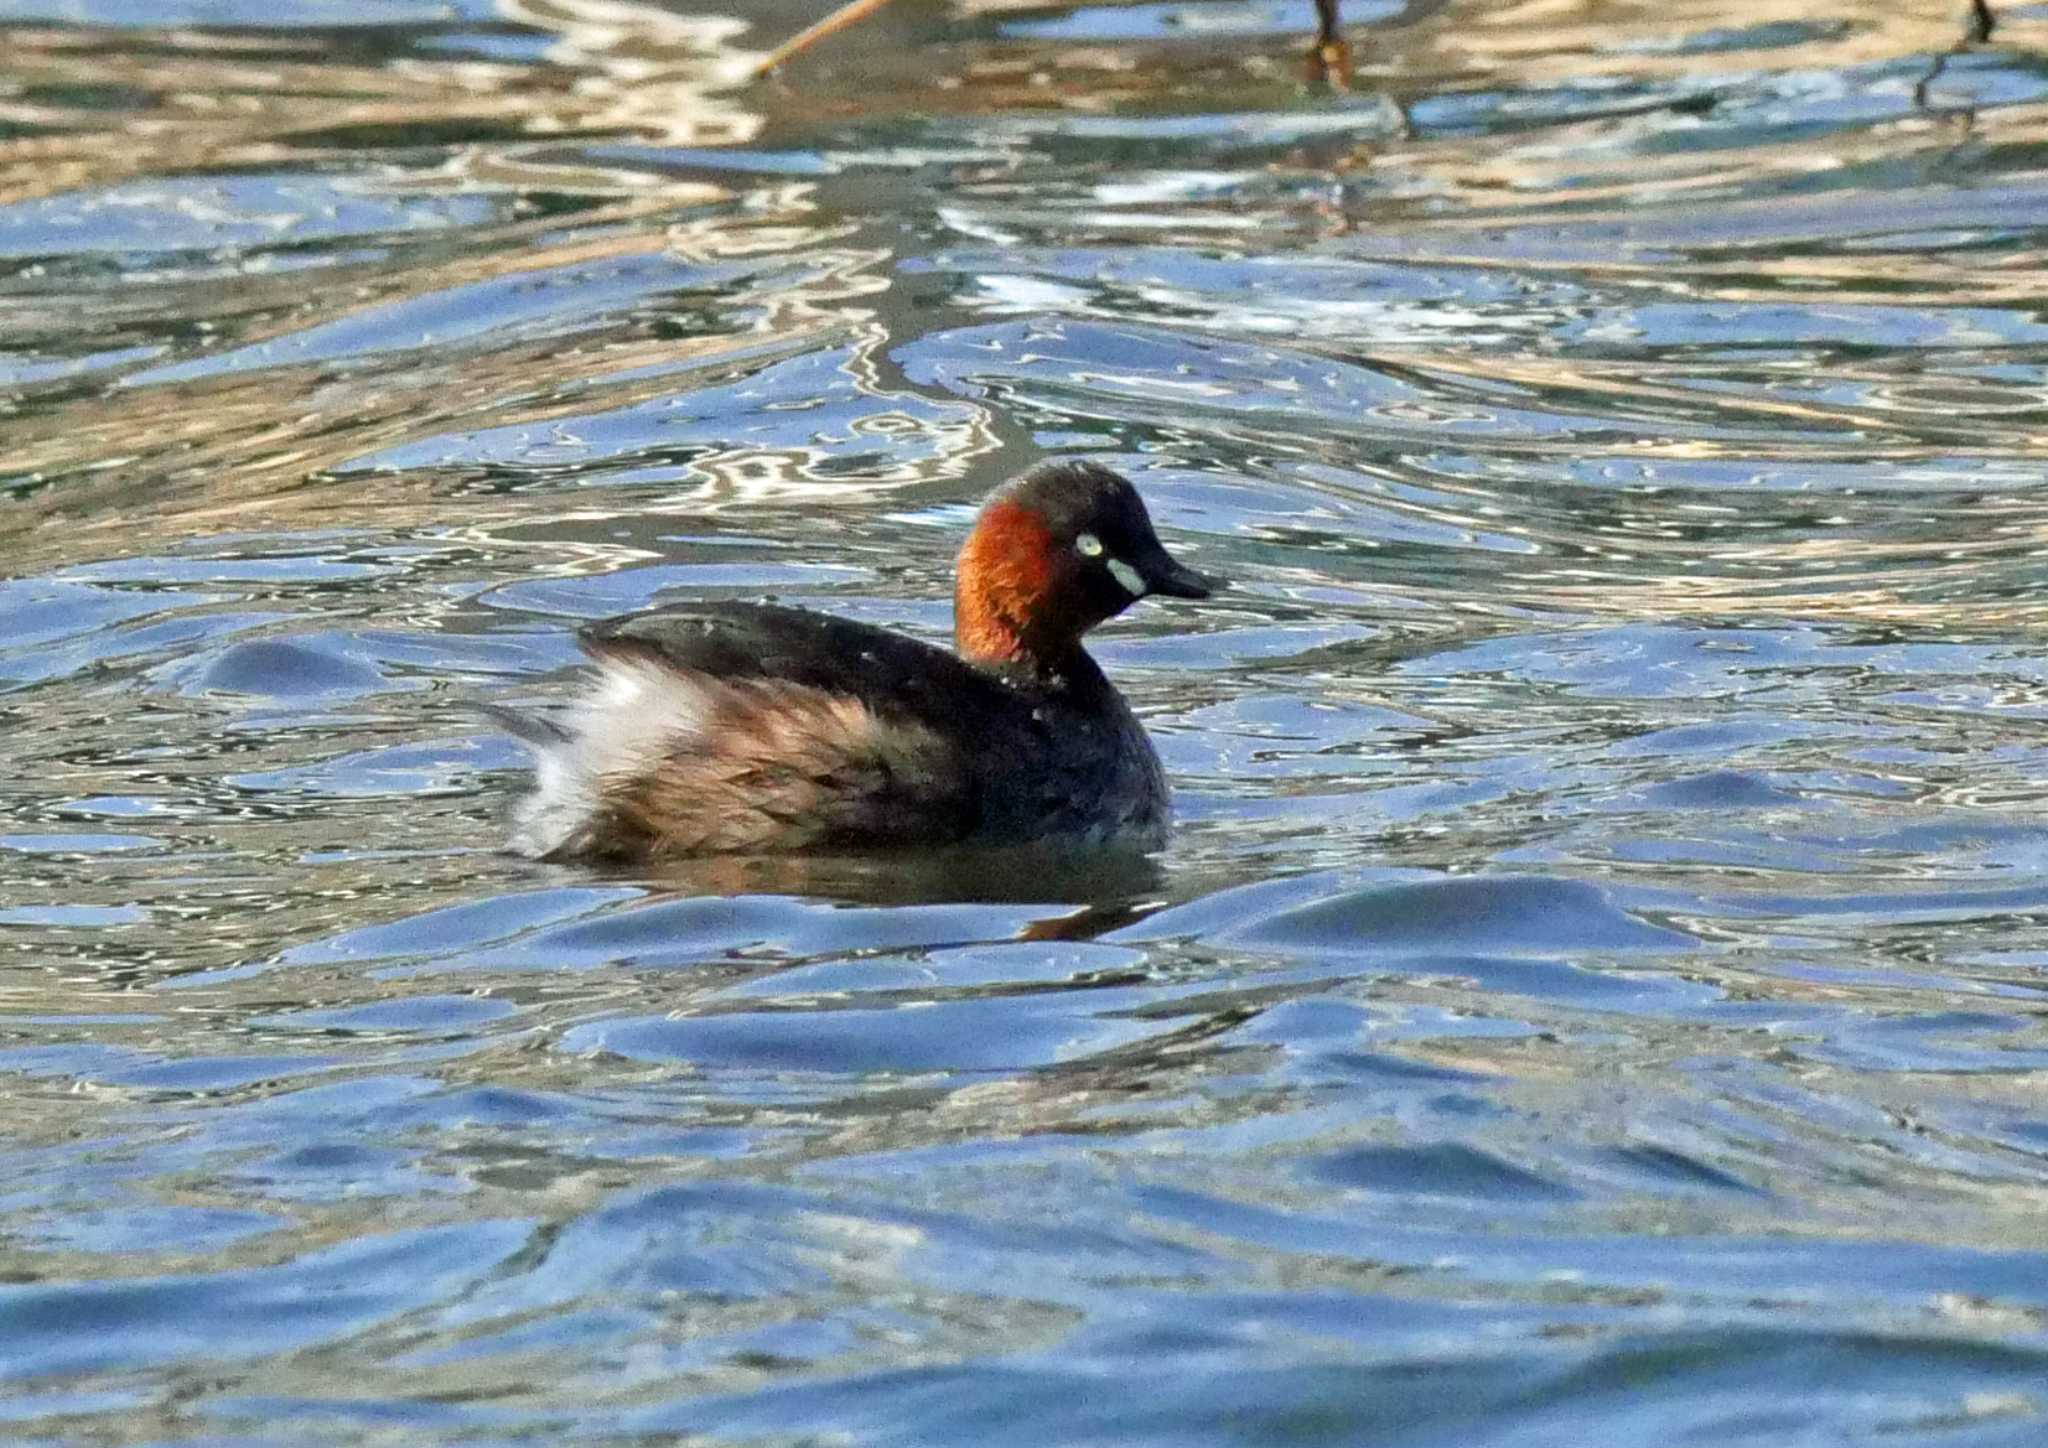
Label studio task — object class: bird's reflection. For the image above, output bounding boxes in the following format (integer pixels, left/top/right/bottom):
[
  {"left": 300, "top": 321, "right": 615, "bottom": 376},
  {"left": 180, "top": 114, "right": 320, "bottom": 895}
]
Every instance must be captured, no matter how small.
[{"left": 626, "top": 842, "right": 1169, "bottom": 942}]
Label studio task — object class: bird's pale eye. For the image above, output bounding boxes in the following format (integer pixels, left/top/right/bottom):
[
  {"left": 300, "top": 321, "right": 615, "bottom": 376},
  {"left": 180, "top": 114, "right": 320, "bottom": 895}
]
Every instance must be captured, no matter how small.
[{"left": 1075, "top": 532, "right": 1105, "bottom": 559}]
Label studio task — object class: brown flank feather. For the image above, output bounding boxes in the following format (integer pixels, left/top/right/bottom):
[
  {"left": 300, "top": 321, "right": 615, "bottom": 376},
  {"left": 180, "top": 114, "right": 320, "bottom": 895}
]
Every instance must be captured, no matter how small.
[{"left": 583, "top": 663, "right": 966, "bottom": 859}]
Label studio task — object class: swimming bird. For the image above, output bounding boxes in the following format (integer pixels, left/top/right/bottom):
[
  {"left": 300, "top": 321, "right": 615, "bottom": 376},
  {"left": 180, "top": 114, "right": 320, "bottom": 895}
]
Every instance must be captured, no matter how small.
[{"left": 500, "top": 461, "right": 1217, "bottom": 861}]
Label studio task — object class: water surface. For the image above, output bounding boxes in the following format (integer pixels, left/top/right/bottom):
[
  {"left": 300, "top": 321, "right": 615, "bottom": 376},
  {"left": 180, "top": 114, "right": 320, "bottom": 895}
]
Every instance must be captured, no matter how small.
[{"left": 5, "top": 0, "right": 2048, "bottom": 1441}]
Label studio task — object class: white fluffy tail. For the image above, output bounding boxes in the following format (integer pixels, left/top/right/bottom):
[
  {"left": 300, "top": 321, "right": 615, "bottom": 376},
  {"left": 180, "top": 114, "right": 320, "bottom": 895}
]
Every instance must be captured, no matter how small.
[{"left": 500, "top": 658, "right": 709, "bottom": 859}]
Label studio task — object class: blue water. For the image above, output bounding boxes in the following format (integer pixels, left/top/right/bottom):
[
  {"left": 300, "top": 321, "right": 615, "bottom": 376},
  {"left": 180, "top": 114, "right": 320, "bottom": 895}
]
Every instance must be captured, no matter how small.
[{"left": 5, "top": 0, "right": 2048, "bottom": 1442}]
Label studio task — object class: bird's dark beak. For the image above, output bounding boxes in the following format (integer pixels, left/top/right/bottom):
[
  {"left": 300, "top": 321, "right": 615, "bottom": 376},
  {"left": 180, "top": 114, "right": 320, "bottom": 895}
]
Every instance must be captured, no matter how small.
[{"left": 1140, "top": 550, "right": 1220, "bottom": 600}]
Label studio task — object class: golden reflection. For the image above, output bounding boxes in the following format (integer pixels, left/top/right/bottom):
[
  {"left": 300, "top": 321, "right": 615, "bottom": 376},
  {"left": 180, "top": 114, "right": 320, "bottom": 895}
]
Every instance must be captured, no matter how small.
[
  {"left": 0, "top": 7, "right": 756, "bottom": 211},
  {"left": 2, "top": 0, "right": 2045, "bottom": 633}
]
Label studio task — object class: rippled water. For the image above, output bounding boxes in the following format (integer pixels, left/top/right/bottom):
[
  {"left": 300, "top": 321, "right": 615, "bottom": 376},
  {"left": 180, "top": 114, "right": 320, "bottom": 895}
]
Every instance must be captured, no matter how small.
[{"left": 5, "top": 0, "right": 2048, "bottom": 1440}]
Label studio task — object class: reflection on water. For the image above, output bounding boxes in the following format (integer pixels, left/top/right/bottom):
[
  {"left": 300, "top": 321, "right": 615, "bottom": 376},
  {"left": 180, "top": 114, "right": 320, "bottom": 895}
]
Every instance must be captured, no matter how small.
[{"left": 7, "top": 0, "right": 2048, "bottom": 1440}]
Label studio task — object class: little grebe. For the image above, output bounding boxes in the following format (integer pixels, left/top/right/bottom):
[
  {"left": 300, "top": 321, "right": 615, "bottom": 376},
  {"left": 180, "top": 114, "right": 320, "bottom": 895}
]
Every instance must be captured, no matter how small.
[{"left": 502, "top": 461, "right": 1216, "bottom": 861}]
